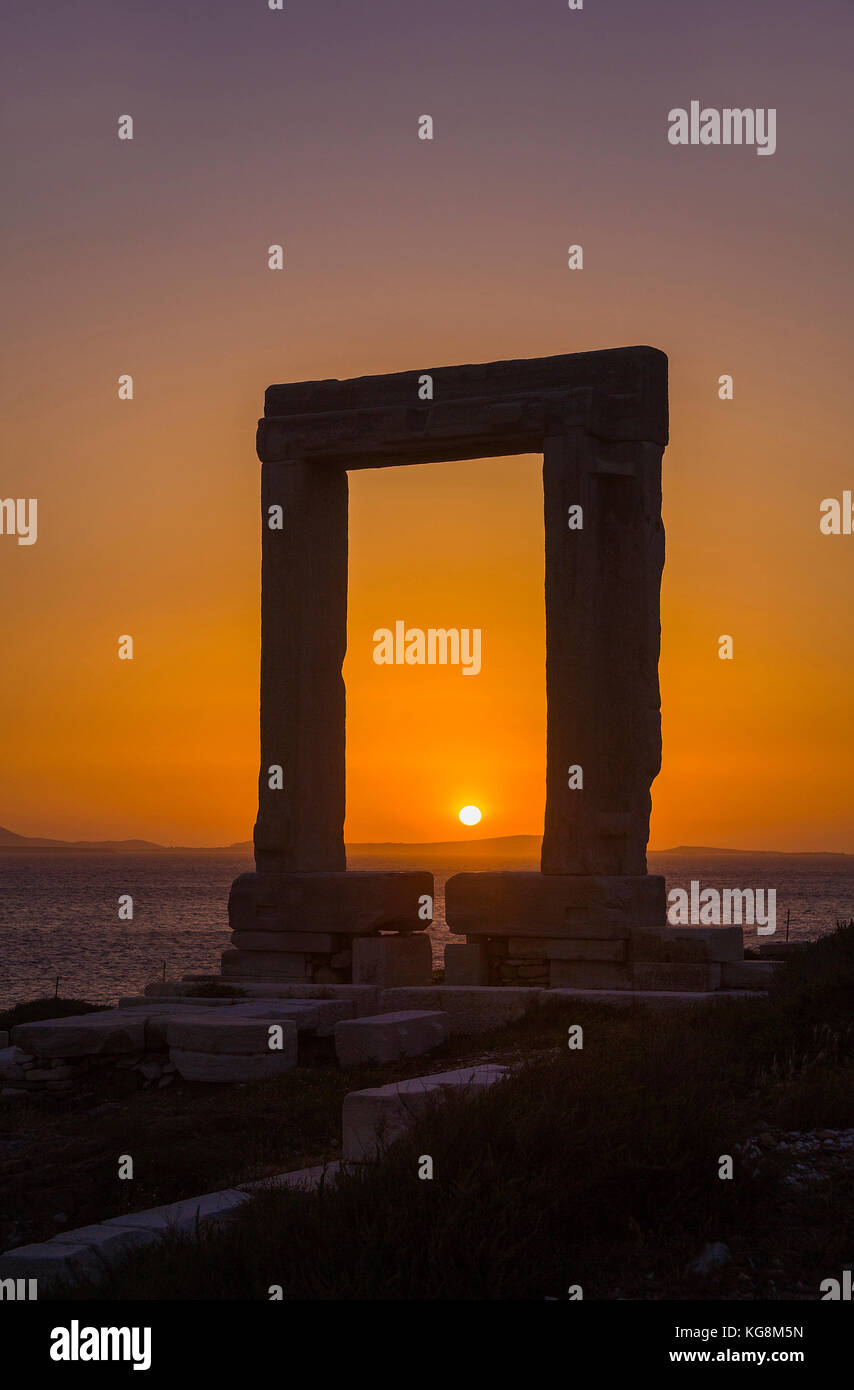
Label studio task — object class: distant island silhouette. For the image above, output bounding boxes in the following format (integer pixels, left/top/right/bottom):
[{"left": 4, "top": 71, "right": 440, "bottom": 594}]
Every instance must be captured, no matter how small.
[{"left": 0, "top": 825, "right": 850, "bottom": 858}]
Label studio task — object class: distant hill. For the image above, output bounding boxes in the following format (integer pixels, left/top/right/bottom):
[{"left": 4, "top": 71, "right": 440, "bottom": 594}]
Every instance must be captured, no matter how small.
[
  {"left": 652, "top": 845, "right": 853, "bottom": 859},
  {"left": 0, "top": 825, "right": 251, "bottom": 853},
  {"left": 0, "top": 825, "right": 849, "bottom": 857}
]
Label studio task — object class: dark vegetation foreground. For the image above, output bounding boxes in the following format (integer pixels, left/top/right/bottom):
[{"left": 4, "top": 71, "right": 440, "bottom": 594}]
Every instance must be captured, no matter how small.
[{"left": 5, "top": 924, "right": 854, "bottom": 1300}]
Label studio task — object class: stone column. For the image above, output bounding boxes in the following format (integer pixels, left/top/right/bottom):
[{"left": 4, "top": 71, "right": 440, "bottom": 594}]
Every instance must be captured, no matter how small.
[
  {"left": 253, "top": 459, "right": 348, "bottom": 873},
  {"left": 541, "top": 431, "right": 665, "bottom": 876}
]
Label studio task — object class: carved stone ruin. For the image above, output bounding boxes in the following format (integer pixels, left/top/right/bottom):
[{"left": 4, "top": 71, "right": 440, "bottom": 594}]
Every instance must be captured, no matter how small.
[{"left": 224, "top": 346, "right": 669, "bottom": 989}]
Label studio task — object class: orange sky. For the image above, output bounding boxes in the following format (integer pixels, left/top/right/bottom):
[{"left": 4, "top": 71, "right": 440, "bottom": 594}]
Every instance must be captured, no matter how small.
[{"left": 2, "top": 1, "right": 852, "bottom": 851}]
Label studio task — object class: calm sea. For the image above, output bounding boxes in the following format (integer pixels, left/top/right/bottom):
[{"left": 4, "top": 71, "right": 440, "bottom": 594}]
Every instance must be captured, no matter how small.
[{"left": 1, "top": 849, "right": 852, "bottom": 1008}]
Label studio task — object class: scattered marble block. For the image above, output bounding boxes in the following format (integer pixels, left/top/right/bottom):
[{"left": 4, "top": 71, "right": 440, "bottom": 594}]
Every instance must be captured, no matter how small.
[
  {"left": 443, "top": 942, "right": 489, "bottom": 986},
  {"left": 103, "top": 1188, "right": 249, "bottom": 1234},
  {"left": 342, "top": 1064, "right": 508, "bottom": 1161},
  {"left": 134, "top": 1004, "right": 234, "bottom": 1047},
  {"left": 167, "top": 1015, "right": 299, "bottom": 1055},
  {"left": 175, "top": 981, "right": 384, "bottom": 1016},
  {"left": 0, "top": 1241, "right": 105, "bottom": 1289},
  {"left": 0, "top": 1046, "right": 30, "bottom": 1084},
  {"left": 720, "top": 960, "right": 779, "bottom": 989},
  {"left": 11, "top": 1010, "right": 148, "bottom": 1058},
  {"left": 352, "top": 935, "right": 432, "bottom": 987},
  {"left": 334, "top": 1010, "right": 449, "bottom": 1067},
  {"left": 227, "top": 998, "right": 354, "bottom": 1035},
  {"left": 379, "top": 986, "right": 543, "bottom": 1034},
  {"left": 631, "top": 962, "right": 722, "bottom": 992},
  {"left": 51, "top": 1223, "right": 159, "bottom": 1258}
]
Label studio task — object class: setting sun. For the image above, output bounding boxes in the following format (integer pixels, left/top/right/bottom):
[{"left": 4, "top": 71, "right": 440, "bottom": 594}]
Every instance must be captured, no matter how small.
[{"left": 459, "top": 805, "right": 482, "bottom": 826}]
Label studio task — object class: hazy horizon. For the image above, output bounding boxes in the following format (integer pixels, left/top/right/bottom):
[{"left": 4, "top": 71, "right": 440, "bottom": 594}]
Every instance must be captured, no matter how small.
[{"left": 1, "top": 822, "right": 851, "bottom": 857}]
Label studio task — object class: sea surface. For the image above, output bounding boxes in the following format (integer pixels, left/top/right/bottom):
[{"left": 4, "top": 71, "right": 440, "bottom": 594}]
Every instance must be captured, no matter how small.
[{"left": 1, "top": 849, "right": 852, "bottom": 1008}]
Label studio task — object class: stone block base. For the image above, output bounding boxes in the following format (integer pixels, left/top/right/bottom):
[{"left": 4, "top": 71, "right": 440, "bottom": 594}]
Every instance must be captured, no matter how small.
[
  {"left": 444, "top": 942, "right": 490, "bottom": 986},
  {"left": 334, "top": 1011, "right": 448, "bottom": 1067},
  {"left": 445, "top": 872, "right": 665, "bottom": 934},
  {"left": 352, "top": 935, "right": 432, "bottom": 988},
  {"left": 229, "top": 931, "right": 345, "bottom": 954},
  {"left": 228, "top": 870, "right": 433, "bottom": 936},
  {"left": 631, "top": 962, "right": 721, "bottom": 992},
  {"left": 221, "top": 949, "right": 356, "bottom": 985},
  {"left": 378, "top": 987, "right": 543, "bottom": 1034},
  {"left": 221, "top": 949, "right": 328, "bottom": 983},
  {"left": 457, "top": 933, "right": 630, "bottom": 988},
  {"left": 630, "top": 926, "right": 744, "bottom": 963},
  {"left": 508, "top": 937, "right": 626, "bottom": 961},
  {"left": 720, "top": 960, "right": 780, "bottom": 989},
  {"left": 549, "top": 960, "right": 631, "bottom": 989}
]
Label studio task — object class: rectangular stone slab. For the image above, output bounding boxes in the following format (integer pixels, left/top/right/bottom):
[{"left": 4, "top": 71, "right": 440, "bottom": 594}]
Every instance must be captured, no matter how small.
[
  {"left": 176, "top": 981, "right": 382, "bottom": 1016},
  {"left": 0, "top": 1241, "right": 106, "bottom": 1288},
  {"left": 378, "top": 987, "right": 544, "bottom": 1035},
  {"left": 352, "top": 935, "right": 432, "bottom": 987},
  {"left": 166, "top": 1015, "right": 300, "bottom": 1055},
  {"left": 445, "top": 872, "right": 665, "bottom": 935},
  {"left": 443, "top": 942, "right": 490, "bottom": 986},
  {"left": 631, "top": 962, "right": 721, "bottom": 992},
  {"left": 12, "top": 1010, "right": 148, "bottom": 1058},
  {"left": 104, "top": 1189, "right": 250, "bottom": 1232},
  {"left": 220, "top": 998, "right": 354, "bottom": 1035},
  {"left": 228, "top": 870, "right": 433, "bottom": 934},
  {"left": 334, "top": 1011, "right": 449, "bottom": 1068},
  {"left": 51, "top": 1224, "right": 159, "bottom": 1256},
  {"left": 630, "top": 926, "right": 744, "bottom": 963},
  {"left": 221, "top": 950, "right": 313, "bottom": 981},
  {"left": 342, "top": 1065, "right": 508, "bottom": 1161},
  {"left": 507, "top": 937, "right": 626, "bottom": 961}
]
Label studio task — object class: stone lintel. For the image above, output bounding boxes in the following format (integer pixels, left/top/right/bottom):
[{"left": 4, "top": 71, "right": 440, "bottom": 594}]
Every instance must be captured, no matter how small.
[
  {"left": 263, "top": 346, "right": 667, "bottom": 428},
  {"left": 444, "top": 872, "right": 666, "bottom": 936},
  {"left": 259, "top": 347, "right": 668, "bottom": 465}
]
